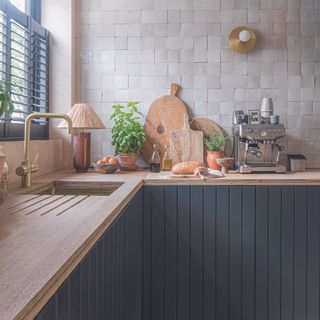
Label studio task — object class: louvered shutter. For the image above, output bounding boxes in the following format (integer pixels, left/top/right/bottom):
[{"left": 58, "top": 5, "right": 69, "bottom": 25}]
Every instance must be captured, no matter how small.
[{"left": 0, "top": 0, "right": 49, "bottom": 140}]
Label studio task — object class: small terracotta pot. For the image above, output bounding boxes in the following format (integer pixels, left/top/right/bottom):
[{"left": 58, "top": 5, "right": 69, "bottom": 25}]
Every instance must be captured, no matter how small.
[
  {"left": 119, "top": 153, "right": 138, "bottom": 171},
  {"left": 207, "top": 151, "right": 225, "bottom": 171}
]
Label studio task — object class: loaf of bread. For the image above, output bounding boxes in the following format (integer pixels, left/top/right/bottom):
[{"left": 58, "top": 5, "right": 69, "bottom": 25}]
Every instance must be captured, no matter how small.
[{"left": 172, "top": 161, "right": 206, "bottom": 174}]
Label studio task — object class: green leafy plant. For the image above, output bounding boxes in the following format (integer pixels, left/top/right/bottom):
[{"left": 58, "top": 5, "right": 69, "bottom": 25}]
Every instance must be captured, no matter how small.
[
  {"left": 0, "top": 81, "right": 15, "bottom": 118},
  {"left": 204, "top": 132, "right": 227, "bottom": 152},
  {"left": 110, "top": 102, "right": 146, "bottom": 154}
]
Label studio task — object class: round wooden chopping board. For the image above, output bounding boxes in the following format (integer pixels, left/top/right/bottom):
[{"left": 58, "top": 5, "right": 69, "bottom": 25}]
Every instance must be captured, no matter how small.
[
  {"left": 190, "top": 117, "right": 223, "bottom": 164},
  {"left": 142, "top": 83, "right": 188, "bottom": 163},
  {"left": 190, "top": 117, "right": 223, "bottom": 138}
]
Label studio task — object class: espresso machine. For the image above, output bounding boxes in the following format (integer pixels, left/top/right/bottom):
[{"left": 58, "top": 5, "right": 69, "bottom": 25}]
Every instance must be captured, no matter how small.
[{"left": 232, "top": 123, "right": 286, "bottom": 173}]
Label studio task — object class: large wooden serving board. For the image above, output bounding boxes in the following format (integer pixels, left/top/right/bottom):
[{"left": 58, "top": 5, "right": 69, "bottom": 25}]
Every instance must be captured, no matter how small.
[
  {"left": 170, "top": 114, "right": 204, "bottom": 165},
  {"left": 142, "top": 83, "right": 188, "bottom": 163}
]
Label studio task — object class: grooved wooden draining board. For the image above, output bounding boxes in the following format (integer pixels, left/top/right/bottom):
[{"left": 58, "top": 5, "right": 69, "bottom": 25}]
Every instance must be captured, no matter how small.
[{"left": 0, "top": 170, "right": 147, "bottom": 320}]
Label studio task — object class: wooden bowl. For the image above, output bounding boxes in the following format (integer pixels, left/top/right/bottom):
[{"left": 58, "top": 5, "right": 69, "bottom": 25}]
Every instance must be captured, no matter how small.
[{"left": 215, "top": 157, "right": 234, "bottom": 174}]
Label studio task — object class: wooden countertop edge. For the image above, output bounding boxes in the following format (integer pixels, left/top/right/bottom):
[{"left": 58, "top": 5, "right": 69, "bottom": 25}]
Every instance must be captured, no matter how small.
[
  {"left": 144, "top": 178, "right": 320, "bottom": 185},
  {"left": 14, "top": 180, "right": 144, "bottom": 320},
  {"left": 6, "top": 170, "right": 320, "bottom": 320}
]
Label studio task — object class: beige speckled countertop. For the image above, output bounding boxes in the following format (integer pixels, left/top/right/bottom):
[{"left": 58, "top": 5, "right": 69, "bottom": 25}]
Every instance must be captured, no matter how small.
[{"left": 1, "top": 169, "right": 320, "bottom": 320}]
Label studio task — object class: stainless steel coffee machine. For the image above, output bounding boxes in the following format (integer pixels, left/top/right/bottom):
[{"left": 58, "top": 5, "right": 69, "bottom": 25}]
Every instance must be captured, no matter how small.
[{"left": 232, "top": 123, "right": 286, "bottom": 173}]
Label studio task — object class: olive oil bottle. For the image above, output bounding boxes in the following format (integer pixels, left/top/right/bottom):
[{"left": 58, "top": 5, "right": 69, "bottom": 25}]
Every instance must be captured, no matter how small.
[{"left": 162, "top": 145, "right": 172, "bottom": 171}]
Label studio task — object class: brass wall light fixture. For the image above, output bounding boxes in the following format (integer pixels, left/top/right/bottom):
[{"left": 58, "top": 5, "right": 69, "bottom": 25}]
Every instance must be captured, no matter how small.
[{"left": 229, "top": 26, "right": 256, "bottom": 54}]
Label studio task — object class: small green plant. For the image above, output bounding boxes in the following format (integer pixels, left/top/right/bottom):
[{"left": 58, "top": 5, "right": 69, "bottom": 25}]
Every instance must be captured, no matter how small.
[
  {"left": 0, "top": 81, "right": 15, "bottom": 118},
  {"left": 204, "top": 132, "right": 227, "bottom": 152},
  {"left": 110, "top": 102, "right": 146, "bottom": 154}
]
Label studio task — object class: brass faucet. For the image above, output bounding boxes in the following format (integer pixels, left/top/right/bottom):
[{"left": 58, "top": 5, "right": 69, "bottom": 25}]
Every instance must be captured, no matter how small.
[{"left": 16, "top": 113, "right": 73, "bottom": 188}]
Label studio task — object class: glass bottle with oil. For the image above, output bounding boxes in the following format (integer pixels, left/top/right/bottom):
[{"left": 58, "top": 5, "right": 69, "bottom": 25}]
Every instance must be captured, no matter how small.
[
  {"left": 150, "top": 144, "right": 161, "bottom": 173},
  {"left": 162, "top": 145, "right": 172, "bottom": 171}
]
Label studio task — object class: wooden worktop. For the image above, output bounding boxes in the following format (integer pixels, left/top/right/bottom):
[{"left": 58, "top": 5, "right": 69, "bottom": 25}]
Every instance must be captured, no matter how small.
[
  {"left": 145, "top": 170, "right": 320, "bottom": 185},
  {"left": 0, "top": 170, "right": 147, "bottom": 320},
  {"left": 1, "top": 169, "right": 320, "bottom": 320}
]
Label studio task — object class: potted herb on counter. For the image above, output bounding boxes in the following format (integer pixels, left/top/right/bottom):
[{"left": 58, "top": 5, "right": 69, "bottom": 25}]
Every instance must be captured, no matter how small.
[
  {"left": 204, "top": 132, "right": 227, "bottom": 170},
  {"left": 110, "top": 102, "right": 146, "bottom": 171}
]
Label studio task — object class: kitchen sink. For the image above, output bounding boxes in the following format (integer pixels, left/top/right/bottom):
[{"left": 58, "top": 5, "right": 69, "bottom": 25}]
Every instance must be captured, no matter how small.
[{"left": 27, "top": 181, "right": 124, "bottom": 196}]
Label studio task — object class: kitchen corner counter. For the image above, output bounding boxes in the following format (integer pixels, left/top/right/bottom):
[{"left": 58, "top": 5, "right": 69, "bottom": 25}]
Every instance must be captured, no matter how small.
[
  {"left": 144, "top": 170, "right": 320, "bottom": 185},
  {"left": 0, "top": 170, "right": 147, "bottom": 320},
  {"left": 2, "top": 169, "right": 320, "bottom": 320}
]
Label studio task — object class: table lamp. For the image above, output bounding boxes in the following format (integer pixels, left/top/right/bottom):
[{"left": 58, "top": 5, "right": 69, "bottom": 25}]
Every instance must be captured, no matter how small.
[{"left": 58, "top": 103, "right": 105, "bottom": 173}]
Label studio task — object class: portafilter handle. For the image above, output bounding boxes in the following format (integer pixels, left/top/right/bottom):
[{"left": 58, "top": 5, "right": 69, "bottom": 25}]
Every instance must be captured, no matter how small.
[{"left": 275, "top": 144, "right": 285, "bottom": 163}]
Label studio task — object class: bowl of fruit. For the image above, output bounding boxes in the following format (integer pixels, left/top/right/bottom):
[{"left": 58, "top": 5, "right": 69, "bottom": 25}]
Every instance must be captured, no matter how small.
[{"left": 93, "top": 156, "right": 119, "bottom": 174}]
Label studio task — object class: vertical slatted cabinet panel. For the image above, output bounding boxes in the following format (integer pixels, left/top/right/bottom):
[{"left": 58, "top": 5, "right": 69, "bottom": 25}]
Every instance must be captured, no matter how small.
[
  {"left": 255, "top": 186, "right": 269, "bottom": 320},
  {"left": 268, "top": 186, "right": 282, "bottom": 320},
  {"left": 143, "top": 185, "right": 152, "bottom": 320},
  {"left": 294, "top": 186, "right": 308, "bottom": 320},
  {"left": 150, "top": 185, "right": 165, "bottom": 320},
  {"left": 229, "top": 186, "right": 242, "bottom": 320},
  {"left": 216, "top": 186, "right": 229, "bottom": 320},
  {"left": 242, "top": 186, "right": 256, "bottom": 320},
  {"left": 36, "top": 189, "right": 144, "bottom": 320},
  {"left": 307, "top": 186, "right": 320, "bottom": 320},
  {"left": 203, "top": 186, "right": 216, "bottom": 320},
  {"left": 36, "top": 185, "right": 320, "bottom": 320},
  {"left": 281, "top": 186, "right": 295, "bottom": 320},
  {"left": 190, "top": 186, "right": 203, "bottom": 320},
  {"left": 177, "top": 185, "right": 191, "bottom": 320},
  {"left": 164, "top": 186, "right": 178, "bottom": 320},
  {"left": 143, "top": 184, "right": 320, "bottom": 320}
]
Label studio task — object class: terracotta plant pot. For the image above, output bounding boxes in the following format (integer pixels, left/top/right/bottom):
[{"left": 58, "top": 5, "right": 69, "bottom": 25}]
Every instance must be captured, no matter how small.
[
  {"left": 207, "top": 151, "right": 225, "bottom": 171},
  {"left": 118, "top": 153, "right": 138, "bottom": 171}
]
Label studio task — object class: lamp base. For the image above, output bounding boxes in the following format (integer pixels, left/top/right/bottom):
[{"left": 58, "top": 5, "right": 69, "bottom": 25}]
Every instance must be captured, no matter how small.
[{"left": 73, "top": 132, "right": 91, "bottom": 173}]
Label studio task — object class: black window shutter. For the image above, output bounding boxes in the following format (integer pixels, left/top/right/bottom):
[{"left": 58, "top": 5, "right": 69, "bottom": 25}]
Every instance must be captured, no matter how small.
[{"left": 0, "top": 0, "right": 49, "bottom": 141}]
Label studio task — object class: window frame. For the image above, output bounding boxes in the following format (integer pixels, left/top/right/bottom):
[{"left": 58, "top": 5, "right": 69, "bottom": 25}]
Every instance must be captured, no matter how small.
[{"left": 0, "top": 0, "right": 49, "bottom": 141}]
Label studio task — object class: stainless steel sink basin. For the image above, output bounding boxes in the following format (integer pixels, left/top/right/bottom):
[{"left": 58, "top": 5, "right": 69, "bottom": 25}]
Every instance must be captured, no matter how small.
[{"left": 27, "top": 181, "right": 124, "bottom": 196}]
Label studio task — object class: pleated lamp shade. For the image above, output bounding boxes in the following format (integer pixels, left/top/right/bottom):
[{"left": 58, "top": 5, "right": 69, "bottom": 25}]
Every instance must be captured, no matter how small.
[{"left": 58, "top": 103, "right": 105, "bottom": 129}]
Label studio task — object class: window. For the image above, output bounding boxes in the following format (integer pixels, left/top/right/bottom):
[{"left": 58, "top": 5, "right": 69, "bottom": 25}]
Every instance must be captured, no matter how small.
[
  {"left": 0, "top": 0, "right": 49, "bottom": 141},
  {"left": 10, "top": 0, "right": 26, "bottom": 13}
]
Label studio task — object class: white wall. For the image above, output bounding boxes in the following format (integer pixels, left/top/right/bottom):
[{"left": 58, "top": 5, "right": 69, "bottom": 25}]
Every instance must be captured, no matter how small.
[
  {"left": 75, "top": 0, "right": 320, "bottom": 168},
  {"left": 41, "top": 0, "right": 76, "bottom": 169},
  {"left": 2, "top": 139, "right": 63, "bottom": 183}
]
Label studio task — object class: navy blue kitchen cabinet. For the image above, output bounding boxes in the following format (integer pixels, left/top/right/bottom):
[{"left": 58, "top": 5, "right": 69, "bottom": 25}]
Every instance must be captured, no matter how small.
[
  {"left": 36, "top": 189, "right": 144, "bottom": 320},
  {"left": 37, "top": 185, "right": 320, "bottom": 320}
]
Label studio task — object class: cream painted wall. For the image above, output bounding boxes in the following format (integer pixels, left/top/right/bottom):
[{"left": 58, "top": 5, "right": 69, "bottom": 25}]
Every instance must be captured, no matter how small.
[
  {"left": 41, "top": 0, "right": 76, "bottom": 169},
  {"left": 2, "top": 139, "right": 64, "bottom": 184}
]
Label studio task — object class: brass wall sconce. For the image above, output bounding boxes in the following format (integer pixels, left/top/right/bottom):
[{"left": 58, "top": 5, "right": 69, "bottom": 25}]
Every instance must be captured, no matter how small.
[{"left": 229, "top": 26, "right": 256, "bottom": 54}]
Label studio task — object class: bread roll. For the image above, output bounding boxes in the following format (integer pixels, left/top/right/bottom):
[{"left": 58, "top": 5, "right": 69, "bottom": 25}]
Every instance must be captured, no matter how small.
[{"left": 172, "top": 161, "right": 205, "bottom": 174}]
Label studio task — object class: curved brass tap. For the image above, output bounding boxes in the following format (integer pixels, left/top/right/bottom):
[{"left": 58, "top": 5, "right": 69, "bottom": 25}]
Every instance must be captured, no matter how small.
[{"left": 16, "top": 113, "right": 73, "bottom": 188}]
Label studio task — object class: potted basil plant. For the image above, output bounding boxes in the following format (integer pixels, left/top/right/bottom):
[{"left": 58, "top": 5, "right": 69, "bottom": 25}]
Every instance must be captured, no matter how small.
[
  {"left": 110, "top": 102, "right": 146, "bottom": 171},
  {"left": 204, "top": 132, "right": 228, "bottom": 170}
]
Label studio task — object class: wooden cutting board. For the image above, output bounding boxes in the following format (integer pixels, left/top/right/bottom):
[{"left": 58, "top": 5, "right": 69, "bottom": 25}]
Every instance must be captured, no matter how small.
[
  {"left": 190, "top": 117, "right": 223, "bottom": 164},
  {"left": 142, "top": 83, "right": 188, "bottom": 163},
  {"left": 170, "top": 114, "right": 204, "bottom": 165}
]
